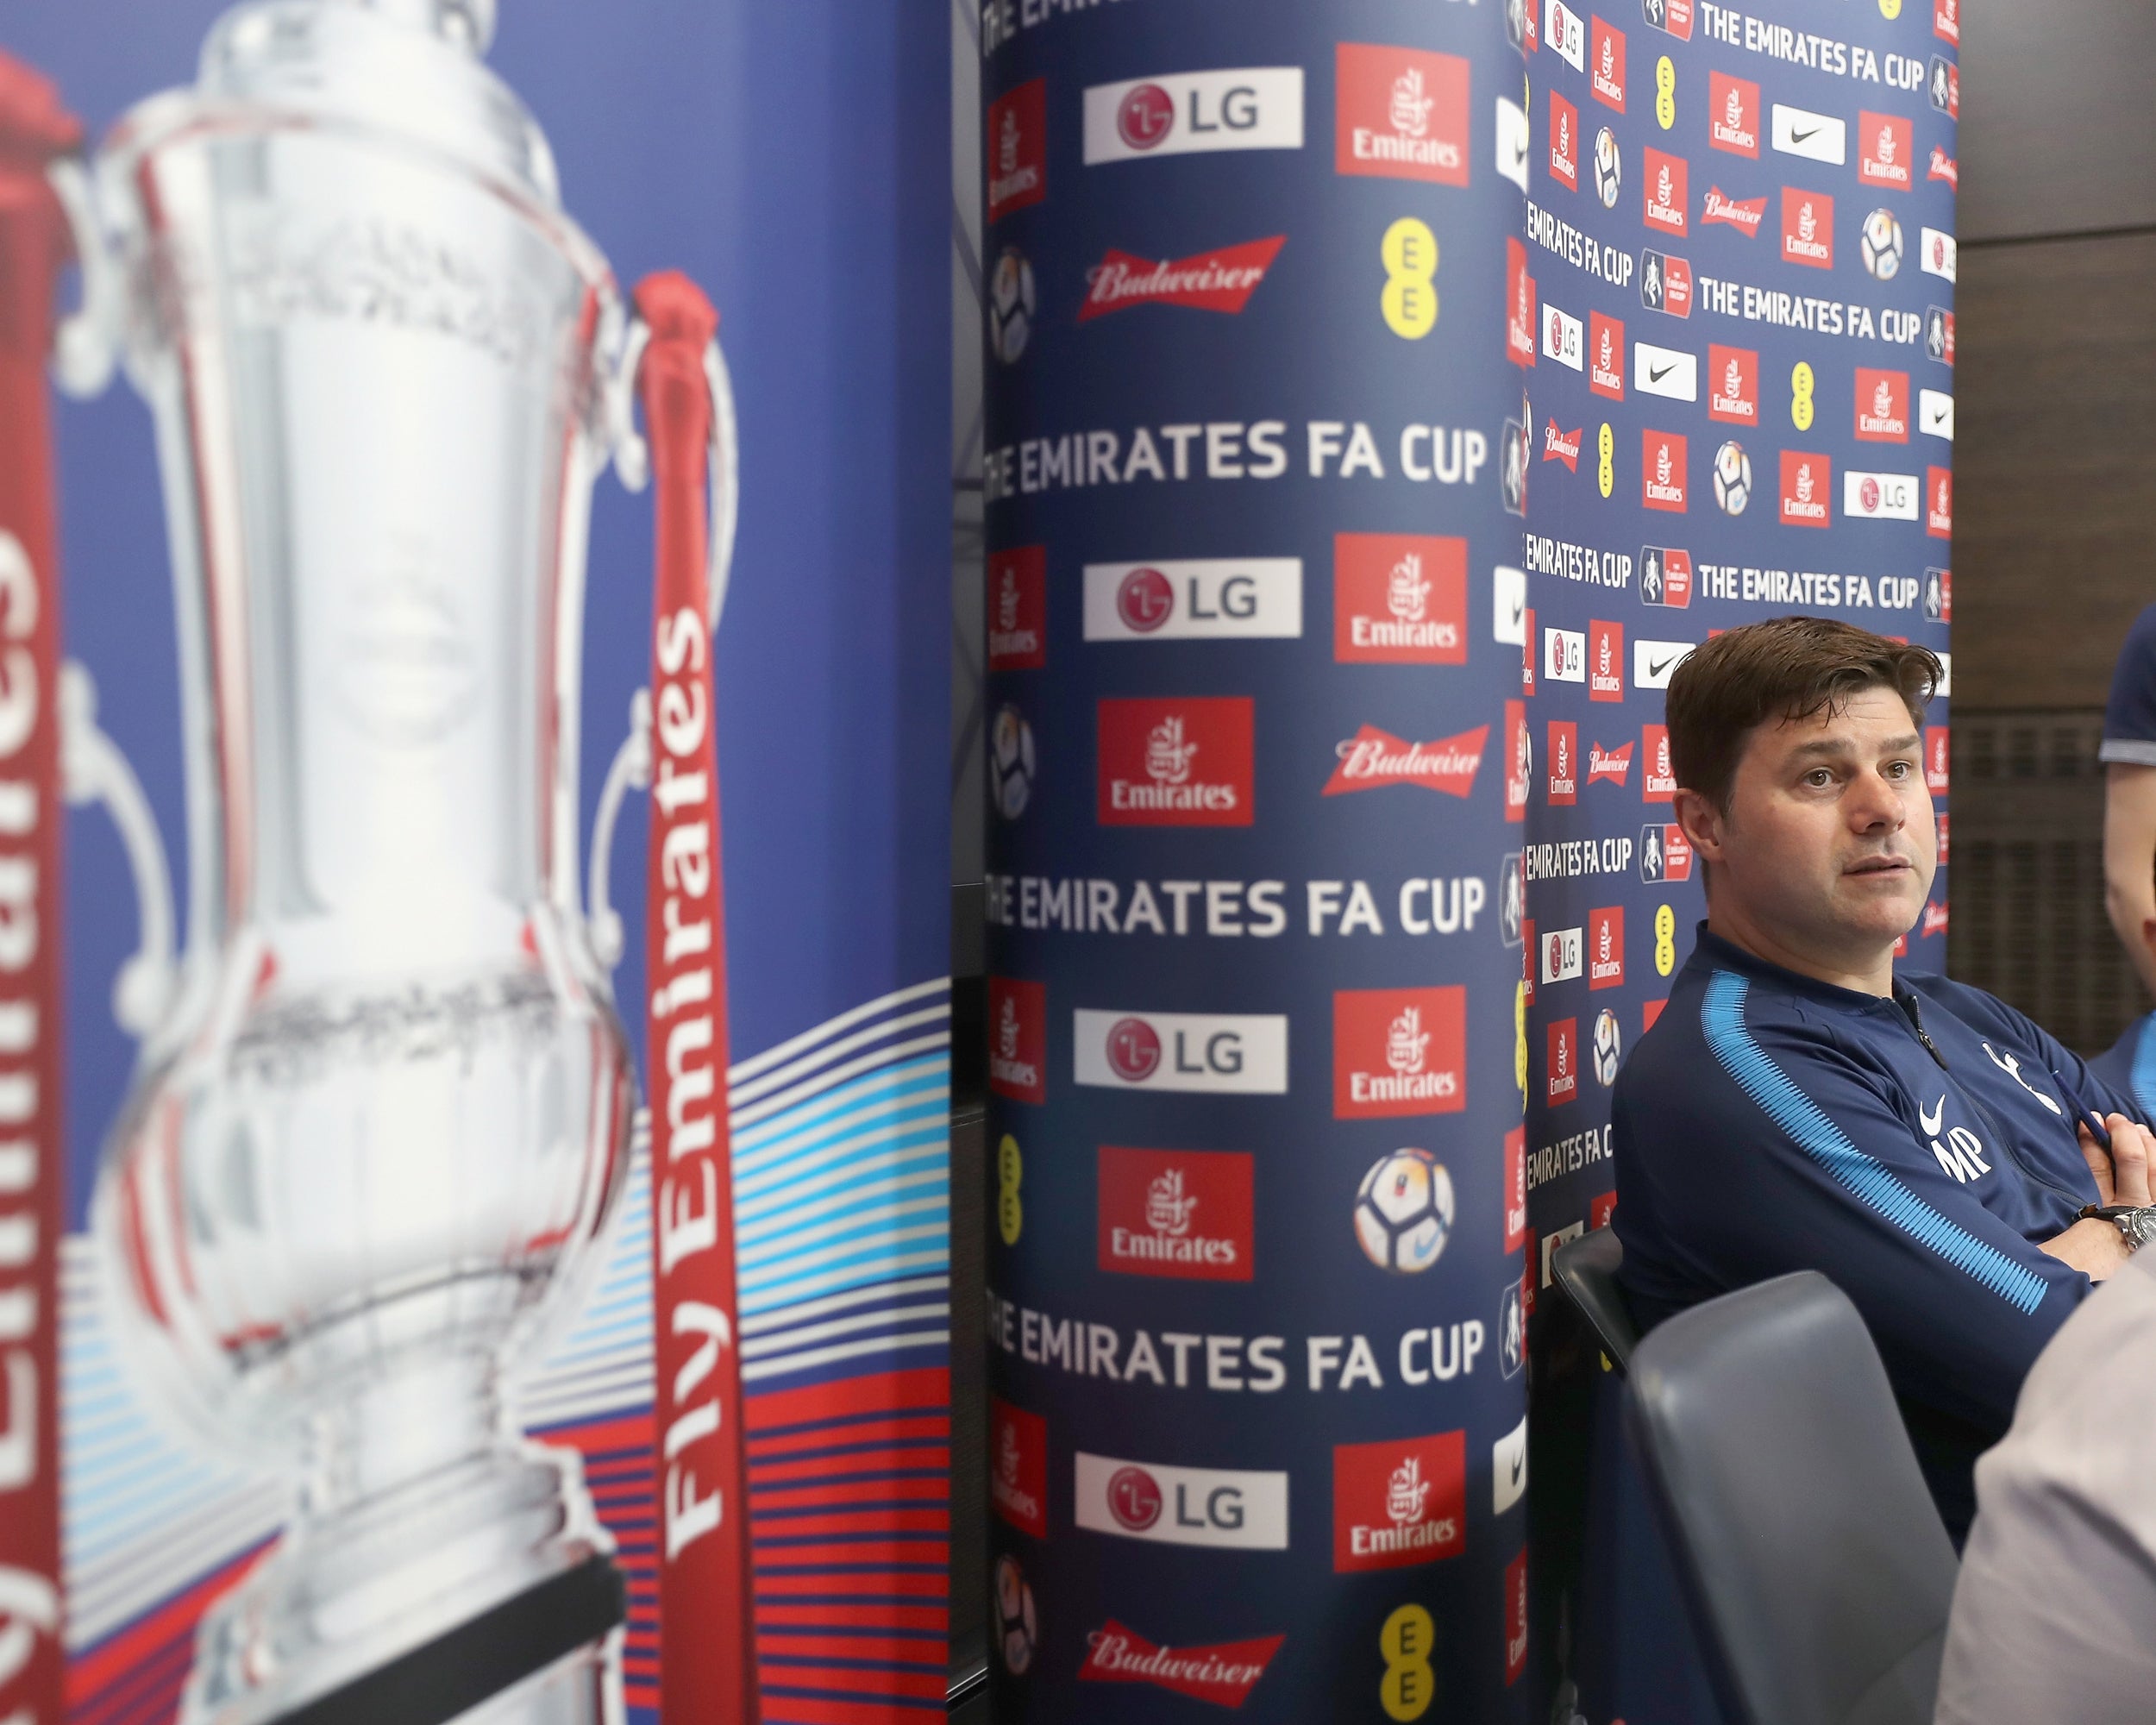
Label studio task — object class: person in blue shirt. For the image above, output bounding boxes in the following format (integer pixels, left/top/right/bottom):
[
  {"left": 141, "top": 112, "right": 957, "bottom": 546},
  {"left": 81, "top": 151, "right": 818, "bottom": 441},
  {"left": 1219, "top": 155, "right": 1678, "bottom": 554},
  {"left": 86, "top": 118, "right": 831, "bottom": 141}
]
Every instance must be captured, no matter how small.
[
  {"left": 1614, "top": 617, "right": 2156, "bottom": 1540},
  {"left": 2090, "top": 602, "right": 2156, "bottom": 1113}
]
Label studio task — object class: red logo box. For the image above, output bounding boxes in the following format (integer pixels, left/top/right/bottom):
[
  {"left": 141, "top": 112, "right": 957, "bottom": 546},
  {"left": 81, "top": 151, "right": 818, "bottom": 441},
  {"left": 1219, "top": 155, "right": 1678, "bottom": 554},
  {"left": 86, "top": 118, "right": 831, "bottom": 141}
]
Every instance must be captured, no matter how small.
[
  {"left": 988, "top": 976, "right": 1047, "bottom": 1103},
  {"left": 1334, "top": 987, "right": 1467, "bottom": 1119},
  {"left": 1589, "top": 310, "right": 1624, "bottom": 398},
  {"left": 987, "top": 78, "right": 1046, "bottom": 223},
  {"left": 1337, "top": 44, "right": 1470, "bottom": 185},
  {"left": 1506, "top": 699, "right": 1530, "bottom": 824},
  {"left": 1333, "top": 1431, "right": 1466, "bottom": 1572},
  {"left": 1324, "top": 724, "right": 1489, "bottom": 799},
  {"left": 1590, "top": 1190, "right": 1618, "bottom": 1230},
  {"left": 990, "top": 1396, "right": 1048, "bottom": 1537},
  {"left": 1547, "top": 721, "right": 1578, "bottom": 806},
  {"left": 987, "top": 545, "right": 1047, "bottom": 670},
  {"left": 1589, "top": 620, "right": 1624, "bottom": 701},
  {"left": 1643, "top": 147, "right": 1688, "bottom": 235},
  {"left": 1660, "top": 823, "right": 1695, "bottom": 881},
  {"left": 1780, "top": 451, "right": 1832, "bottom": 528},
  {"left": 1938, "top": 811, "right": 1951, "bottom": 864},
  {"left": 1547, "top": 1018, "right": 1579, "bottom": 1105},
  {"left": 1781, "top": 187, "right": 1833, "bottom": 269},
  {"left": 1591, "top": 16, "right": 1626, "bottom": 109},
  {"left": 1098, "top": 697, "right": 1254, "bottom": 826},
  {"left": 1934, "top": 309, "right": 1956, "bottom": 366},
  {"left": 1521, "top": 919, "right": 1536, "bottom": 1007},
  {"left": 1589, "top": 906, "right": 1625, "bottom": 989},
  {"left": 1936, "top": 0, "right": 1960, "bottom": 42},
  {"left": 1507, "top": 238, "right": 1537, "bottom": 368},
  {"left": 1335, "top": 533, "right": 1466, "bottom": 664},
  {"left": 1641, "top": 429, "right": 1687, "bottom": 512},
  {"left": 1855, "top": 368, "right": 1909, "bottom": 442},
  {"left": 1504, "top": 1126, "right": 1527, "bottom": 1251},
  {"left": 1549, "top": 91, "right": 1580, "bottom": 191},
  {"left": 1644, "top": 998, "right": 1667, "bottom": 1032},
  {"left": 1927, "top": 728, "right": 1950, "bottom": 794},
  {"left": 1655, "top": 250, "right": 1694, "bottom": 317},
  {"left": 1098, "top": 1146, "right": 1255, "bottom": 1283},
  {"left": 1079, "top": 1623, "right": 1284, "bottom": 1708},
  {"left": 1708, "top": 343, "right": 1757, "bottom": 424},
  {"left": 1643, "top": 723, "right": 1676, "bottom": 802},
  {"left": 1708, "top": 70, "right": 1759, "bottom": 156},
  {"left": 1858, "top": 111, "right": 1913, "bottom": 189},
  {"left": 1927, "top": 467, "right": 1952, "bottom": 538},
  {"left": 1506, "top": 1548, "right": 1531, "bottom": 1684},
  {"left": 1588, "top": 740, "right": 1633, "bottom": 788},
  {"left": 1643, "top": 546, "right": 1691, "bottom": 609},
  {"left": 1701, "top": 185, "right": 1766, "bottom": 235}
]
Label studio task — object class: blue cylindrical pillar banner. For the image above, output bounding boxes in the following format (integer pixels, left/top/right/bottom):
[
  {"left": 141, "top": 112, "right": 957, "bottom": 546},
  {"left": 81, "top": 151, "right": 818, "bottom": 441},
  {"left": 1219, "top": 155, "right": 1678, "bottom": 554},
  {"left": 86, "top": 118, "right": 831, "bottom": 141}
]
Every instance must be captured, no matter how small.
[
  {"left": 1511, "top": 0, "right": 1956, "bottom": 1714},
  {"left": 980, "top": 4, "right": 1531, "bottom": 1717}
]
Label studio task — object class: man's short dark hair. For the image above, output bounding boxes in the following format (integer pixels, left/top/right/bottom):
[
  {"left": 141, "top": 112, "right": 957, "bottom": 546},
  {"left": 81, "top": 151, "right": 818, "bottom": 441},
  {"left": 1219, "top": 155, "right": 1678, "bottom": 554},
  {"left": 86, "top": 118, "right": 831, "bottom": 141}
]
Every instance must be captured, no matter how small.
[{"left": 1664, "top": 617, "right": 1942, "bottom": 811}]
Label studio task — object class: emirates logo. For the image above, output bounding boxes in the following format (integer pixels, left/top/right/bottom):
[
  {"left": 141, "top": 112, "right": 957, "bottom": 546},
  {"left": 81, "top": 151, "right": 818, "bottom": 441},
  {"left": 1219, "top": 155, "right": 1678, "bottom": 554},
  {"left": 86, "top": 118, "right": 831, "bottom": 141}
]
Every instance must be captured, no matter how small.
[
  {"left": 1724, "top": 355, "right": 1741, "bottom": 395},
  {"left": 1656, "top": 443, "right": 1672, "bottom": 484},
  {"left": 999, "top": 107, "right": 1020, "bottom": 174},
  {"left": 1387, "top": 1457, "right": 1432, "bottom": 1527},
  {"left": 1656, "top": 162, "right": 1672, "bottom": 204},
  {"left": 1145, "top": 714, "right": 1200, "bottom": 786},
  {"left": 1937, "top": 476, "right": 1950, "bottom": 511},
  {"left": 1558, "top": 110, "right": 1570, "bottom": 154},
  {"left": 999, "top": 1420, "right": 1022, "bottom": 1484},
  {"left": 1600, "top": 35, "right": 1614, "bottom": 75},
  {"left": 1555, "top": 731, "right": 1570, "bottom": 775},
  {"left": 1877, "top": 123, "right": 1896, "bottom": 164},
  {"left": 1873, "top": 378, "right": 1894, "bottom": 417},
  {"left": 1724, "top": 87, "right": 1742, "bottom": 127},
  {"left": 1599, "top": 328, "right": 1614, "bottom": 367},
  {"left": 1144, "top": 1168, "right": 1198, "bottom": 1237},
  {"left": 1596, "top": 633, "right": 1612, "bottom": 674},
  {"left": 1389, "top": 66, "right": 1434, "bottom": 137},
  {"left": 998, "top": 994, "right": 1021, "bottom": 1058},
  {"left": 1798, "top": 201, "right": 1817, "bottom": 242},
  {"left": 1796, "top": 463, "right": 1815, "bottom": 503},
  {"left": 1386, "top": 553, "right": 1430, "bottom": 623},
  {"left": 1598, "top": 921, "right": 1614, "bottom": 963},
  {"left": 997, "top": 566, "right": 1021, "bottom": 631},
  {"left": 1387, "top": 1006, "right": 1431, "bottom": 1076}
]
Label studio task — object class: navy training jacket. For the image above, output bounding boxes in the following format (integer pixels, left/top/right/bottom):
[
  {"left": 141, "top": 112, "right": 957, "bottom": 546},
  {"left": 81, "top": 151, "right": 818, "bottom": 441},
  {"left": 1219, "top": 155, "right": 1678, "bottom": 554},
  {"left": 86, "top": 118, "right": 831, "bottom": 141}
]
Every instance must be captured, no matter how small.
[
  {"left": 2090, "top": 1011, "right": 2156, "bottom": 1117},
  {"left": 1613, "top": 926, "right": 2144, "bottom": 1540}
]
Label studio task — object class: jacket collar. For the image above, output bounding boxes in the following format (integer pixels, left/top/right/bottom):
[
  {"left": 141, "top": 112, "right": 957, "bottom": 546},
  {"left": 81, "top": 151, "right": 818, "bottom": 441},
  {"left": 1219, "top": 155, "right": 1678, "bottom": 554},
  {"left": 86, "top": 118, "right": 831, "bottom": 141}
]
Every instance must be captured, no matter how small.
[{"left": 1684, "top": 922, "right": 1909, "bottom": 1018}]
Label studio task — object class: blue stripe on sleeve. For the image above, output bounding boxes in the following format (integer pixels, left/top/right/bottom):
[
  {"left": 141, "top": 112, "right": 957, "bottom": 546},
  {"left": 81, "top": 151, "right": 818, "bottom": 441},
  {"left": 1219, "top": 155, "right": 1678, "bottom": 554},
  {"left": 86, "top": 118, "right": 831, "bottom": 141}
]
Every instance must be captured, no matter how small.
[{"left": 1701, "top": 970, "right": 2050, "bottom": 1316}]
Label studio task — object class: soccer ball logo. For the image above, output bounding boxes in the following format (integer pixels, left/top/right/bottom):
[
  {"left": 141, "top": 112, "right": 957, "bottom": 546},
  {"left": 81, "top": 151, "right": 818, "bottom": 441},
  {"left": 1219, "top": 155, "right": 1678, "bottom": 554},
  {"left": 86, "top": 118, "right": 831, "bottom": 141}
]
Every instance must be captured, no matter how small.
[
  {"left": 1712, "top": 439, "right": 1752, "bottom": 515},
  {"left": 1592, "top": 1008, "right": 1623, "bottom": 1086},
  {"left": 1859, "top": 208, "right": 1904, "bottom": 280},
  {"left": 1592, "top": 126, "right": 1621, "bottom": 209},
  {"left": 989, "top": 705, "right": 1035, "bottom": 819},
  {"left": 994, "top": 1555, "right": 1037, "bottom": 1676},
  {"left": 988, "top": 247, "right": 1036, "bottom": 363},
  {"left": 1354, "top": 1148, "right": 1456, "bottom": 1275}
]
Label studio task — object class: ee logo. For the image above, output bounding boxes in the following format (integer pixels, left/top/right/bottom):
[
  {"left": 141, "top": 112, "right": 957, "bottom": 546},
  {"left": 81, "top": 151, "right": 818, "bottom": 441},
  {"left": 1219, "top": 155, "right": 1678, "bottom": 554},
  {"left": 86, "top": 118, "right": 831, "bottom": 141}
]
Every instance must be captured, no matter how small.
[
  {"left": 1655, "top": 905, "right": 1677, "bottom": 977},
  {"left": 997, "top": 1133, "right": 1024, "bottom": 1245},
  {"left": 1514, "top": 979, "right": 1529, "bottom": 1101},
  {"left": 1382, "top": 217, "right": 1439, "bottom": 340},
  {"left": 1790, "top": 361, "right": 1816, "bottom": 431},
  {"left": 1655, "top": 57, "right": 1676, "bottom": 130},
  {"left": 1879, "top": 0, "right": 1902, "bottom": 15},
  {"left": 1380, "top": 1603, "right": 1436, "bottom": 1721},
  {"left": 1597, "top": 423, "right": 1614, "bottom": 499}
]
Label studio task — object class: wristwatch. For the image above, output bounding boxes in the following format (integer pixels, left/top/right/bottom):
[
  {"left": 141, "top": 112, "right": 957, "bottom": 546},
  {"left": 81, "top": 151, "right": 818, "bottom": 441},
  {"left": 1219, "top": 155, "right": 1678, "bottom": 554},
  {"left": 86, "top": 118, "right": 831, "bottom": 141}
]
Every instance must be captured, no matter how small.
[{"left": 2082, "top": 1204, "right": 2156, "bottom": 1253}]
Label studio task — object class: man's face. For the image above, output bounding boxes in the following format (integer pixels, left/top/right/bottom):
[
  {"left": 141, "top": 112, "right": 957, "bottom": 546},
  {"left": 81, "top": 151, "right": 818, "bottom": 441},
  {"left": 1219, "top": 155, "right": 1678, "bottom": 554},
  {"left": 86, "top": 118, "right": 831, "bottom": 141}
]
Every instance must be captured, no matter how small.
[{"left": 1688, "top": 686, "right": 1936, "bottom": 960}]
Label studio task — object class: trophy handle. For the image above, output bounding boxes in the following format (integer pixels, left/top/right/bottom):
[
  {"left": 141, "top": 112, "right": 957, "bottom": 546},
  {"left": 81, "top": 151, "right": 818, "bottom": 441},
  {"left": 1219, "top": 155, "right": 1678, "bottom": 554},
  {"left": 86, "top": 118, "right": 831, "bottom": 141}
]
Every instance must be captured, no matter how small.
[
  {"left": 59, "top": 662, "right": 177, "bottom": 1036},
  {"left": 45, "top": 157, "right": 121, "bottom": 398},
  {"left": 587, "top": 687, "right": 651, "bottom": 969},
  {"left": 609, "top": 322, "right": 739, "bottom": 632}
]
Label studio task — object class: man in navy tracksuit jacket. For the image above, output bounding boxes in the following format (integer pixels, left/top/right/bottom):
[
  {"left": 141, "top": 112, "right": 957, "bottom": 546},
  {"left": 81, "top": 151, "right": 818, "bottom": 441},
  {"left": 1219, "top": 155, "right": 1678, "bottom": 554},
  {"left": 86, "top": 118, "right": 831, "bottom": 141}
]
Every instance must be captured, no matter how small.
[{"left": 1614, "top": 619, "right": 2156, "bottom": 1541}]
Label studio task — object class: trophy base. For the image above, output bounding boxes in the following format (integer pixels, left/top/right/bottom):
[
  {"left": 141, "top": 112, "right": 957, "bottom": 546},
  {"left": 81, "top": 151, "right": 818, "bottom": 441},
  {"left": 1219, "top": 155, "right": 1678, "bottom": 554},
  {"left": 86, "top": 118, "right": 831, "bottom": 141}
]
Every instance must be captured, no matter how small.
[{"left": 267, "top": 1556, "right": 625, "bottom": 1725}]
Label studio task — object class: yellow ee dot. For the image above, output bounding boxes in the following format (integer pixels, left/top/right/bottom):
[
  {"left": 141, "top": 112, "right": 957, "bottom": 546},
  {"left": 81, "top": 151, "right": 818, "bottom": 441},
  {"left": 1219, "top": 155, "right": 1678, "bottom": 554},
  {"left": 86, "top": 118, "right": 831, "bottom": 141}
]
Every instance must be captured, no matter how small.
[
  {"left": 1655, "top": 904, "right": 1677, "bottom": 977},
  {"left": 1597, "top": 422, "right": 1615, "bottom": 499},
  {"left": 1790, "top": 361, "right": 1816, "bottom": 432},
  {"left": 1380, "top": 1604, "right": 1437, "bottom": 1722},
  {"left": 996, "top": 1133, "right": 1024, "bottom": 1246},
  {"left": 1880, "top": 0, "right": 1902, "bottom": 16},
  {"left": 1655, "top": 57, "right": 1676, "bottom": 130},
  {"left": 1381, "top": 217, "right": 1440, "bottom": 340}
]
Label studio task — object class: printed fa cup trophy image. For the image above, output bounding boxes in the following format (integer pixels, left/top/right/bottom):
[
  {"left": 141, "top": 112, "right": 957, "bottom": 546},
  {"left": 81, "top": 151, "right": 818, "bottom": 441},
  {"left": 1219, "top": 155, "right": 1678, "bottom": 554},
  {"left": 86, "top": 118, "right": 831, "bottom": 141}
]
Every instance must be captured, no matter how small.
[{"left": 49, "top": 2, "right": 749, "bottom": 1722}]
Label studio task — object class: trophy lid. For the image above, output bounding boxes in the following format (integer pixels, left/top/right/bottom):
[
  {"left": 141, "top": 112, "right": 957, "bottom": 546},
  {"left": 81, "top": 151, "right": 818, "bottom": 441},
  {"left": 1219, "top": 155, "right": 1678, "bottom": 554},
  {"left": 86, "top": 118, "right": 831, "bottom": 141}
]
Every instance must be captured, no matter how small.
[{"left": 108, "top": 0, "right": 563, "bottom": 212}]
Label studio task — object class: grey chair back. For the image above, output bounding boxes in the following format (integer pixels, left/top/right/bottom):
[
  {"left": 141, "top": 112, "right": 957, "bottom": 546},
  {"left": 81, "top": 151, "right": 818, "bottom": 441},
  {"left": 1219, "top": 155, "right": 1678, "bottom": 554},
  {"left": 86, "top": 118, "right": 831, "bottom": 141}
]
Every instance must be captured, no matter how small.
[
  {"left": 1623, "top": 1272, "right": 1959, "bottom": 1725},
  {"left": 1551, "top": 1226, "right": 1639, "bottom": 1371}
]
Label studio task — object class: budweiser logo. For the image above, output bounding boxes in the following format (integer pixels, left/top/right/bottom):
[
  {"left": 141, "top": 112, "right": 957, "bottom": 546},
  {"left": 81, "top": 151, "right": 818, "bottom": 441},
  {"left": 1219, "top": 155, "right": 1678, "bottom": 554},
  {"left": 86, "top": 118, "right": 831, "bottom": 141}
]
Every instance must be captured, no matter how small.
[
  {"left": 1928, "top": 146, "right": 1957, "bottom": 185},
  {"left": 1702, "top": 186, "right": 1766, "bottom": 234},
  {"left": 1324, "top": 724, "right": 1488, "bottom": 798},
  {"left": 1922, "top": 901, "right": 1949, "bottom": 938},
  {"left": 1079, "top": 1622, "right": 1285, "bottom": 1708},
  {"left": 1587, "top": 742, "right": 1633, "bottom": 785},
  {"left": 1543, "top": 421, "right": 1581, "bottom": 470},
  {"left": 1079, "top": 236, "right": 1286, "bottom": 321}
]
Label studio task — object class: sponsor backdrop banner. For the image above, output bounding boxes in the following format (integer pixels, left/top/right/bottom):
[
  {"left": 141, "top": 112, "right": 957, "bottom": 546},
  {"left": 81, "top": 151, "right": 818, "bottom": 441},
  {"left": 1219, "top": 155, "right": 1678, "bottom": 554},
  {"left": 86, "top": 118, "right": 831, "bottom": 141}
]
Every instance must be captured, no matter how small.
[
  {"left": 1512, "top": 0, "right": 1955, "bottom": 1714},
  {"left": 981, "top": 3, "right": 1532, "bottom": 1718},
  {"left": 1, "top": 5, "right": 948, "bottom": 1725}
]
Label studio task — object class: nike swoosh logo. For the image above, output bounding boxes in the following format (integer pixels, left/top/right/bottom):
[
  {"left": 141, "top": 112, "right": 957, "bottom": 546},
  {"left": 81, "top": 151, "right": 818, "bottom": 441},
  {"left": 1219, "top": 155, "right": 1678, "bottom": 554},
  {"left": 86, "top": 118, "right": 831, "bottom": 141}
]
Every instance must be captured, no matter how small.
[
  {"left": 1791, "top": 125, "right": 1821, "bottom": 143},
  {"left": 1920, "top": 1095, "right": 1945, "bottom": 1135},
  {"left": 1510, "top": 595, "right": 1526, "bottom": 624},
  {"left": 1647, "top": 653, "right": 1679, "bottom": 677},
  {"left": 1514, "top": 140, "right": 1530, "bottom": 166},
  {"left": 1648, "top": 362, "right": 1675, "bottom": 382},
  {"left": 1511, "top": 1454, "right": 1525, "bottom": 1483},
  {"left": 1930, "top": 405, "right": 1951, "bottom": 423}
]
